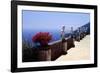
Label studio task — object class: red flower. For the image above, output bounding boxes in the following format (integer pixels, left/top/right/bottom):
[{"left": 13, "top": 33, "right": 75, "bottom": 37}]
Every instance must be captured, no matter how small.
[{"left": 32, "top": 32, "right": 52, "bottom": 46}]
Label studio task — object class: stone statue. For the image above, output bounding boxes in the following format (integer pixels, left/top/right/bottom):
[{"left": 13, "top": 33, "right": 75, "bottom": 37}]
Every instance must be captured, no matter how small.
[{"left": 61, "top": 26, "right": 65, "bottom": 41}]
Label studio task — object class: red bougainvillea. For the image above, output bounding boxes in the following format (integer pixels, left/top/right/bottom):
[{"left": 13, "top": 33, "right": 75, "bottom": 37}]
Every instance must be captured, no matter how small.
[{"left": 32, "top": 32, "right": 52, "bottom": 46}]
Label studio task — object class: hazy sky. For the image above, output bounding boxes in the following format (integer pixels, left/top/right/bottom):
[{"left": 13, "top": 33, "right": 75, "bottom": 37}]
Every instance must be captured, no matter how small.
[{"left": 22, "top": 10, "right": 90, "bottom": 31}]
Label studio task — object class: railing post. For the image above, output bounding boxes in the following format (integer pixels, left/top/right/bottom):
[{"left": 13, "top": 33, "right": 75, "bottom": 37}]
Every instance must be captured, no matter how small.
[
  {"left": 63, "top": 41, "right": 67, "bottom": 54},
  {"left": 46, "top": 49, "right": 51, "bottom": 61},
  {"left": 62, "top": 39, "right": 68, "bottom": 55}
]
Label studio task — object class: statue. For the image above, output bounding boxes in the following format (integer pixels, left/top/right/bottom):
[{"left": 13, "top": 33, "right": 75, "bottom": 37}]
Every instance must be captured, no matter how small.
[
  {"left": 71, "top": 27, "right": 73, "bottom": 38},
  {"left": 61, "top": 26, "right": 65, "bottom": 41}
]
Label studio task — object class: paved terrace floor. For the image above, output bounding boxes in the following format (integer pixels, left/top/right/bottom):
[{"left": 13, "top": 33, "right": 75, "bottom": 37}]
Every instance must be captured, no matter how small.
[{"left": 57, "top": 35, "right": 90, "bottom": 61}]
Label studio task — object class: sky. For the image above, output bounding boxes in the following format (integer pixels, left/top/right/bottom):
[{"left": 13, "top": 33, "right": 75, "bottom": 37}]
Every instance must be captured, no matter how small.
[{"left": 22, "top": 10, "right": 90, "bottom": 32}]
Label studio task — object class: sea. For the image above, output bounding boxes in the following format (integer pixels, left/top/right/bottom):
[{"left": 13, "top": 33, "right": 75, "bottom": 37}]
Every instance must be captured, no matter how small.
[{"left": 22, "top": 29, "right": 71, "bottom": 44}]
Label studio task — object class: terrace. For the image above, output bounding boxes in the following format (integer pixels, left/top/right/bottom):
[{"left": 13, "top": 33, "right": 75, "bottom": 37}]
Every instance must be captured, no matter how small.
[{"left": 22, "top": 26, "right": 89, "bottom": 62}]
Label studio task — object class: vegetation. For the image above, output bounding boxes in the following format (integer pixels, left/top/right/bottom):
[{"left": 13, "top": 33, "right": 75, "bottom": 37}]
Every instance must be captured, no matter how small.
[{"left": 32, "top": 32, "right": 52, "bottom": 46}]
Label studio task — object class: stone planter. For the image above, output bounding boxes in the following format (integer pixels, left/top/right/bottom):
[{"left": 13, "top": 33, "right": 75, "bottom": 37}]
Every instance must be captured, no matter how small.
[{"left": 37, "top": 46, "right": 51, "bottom": 61}]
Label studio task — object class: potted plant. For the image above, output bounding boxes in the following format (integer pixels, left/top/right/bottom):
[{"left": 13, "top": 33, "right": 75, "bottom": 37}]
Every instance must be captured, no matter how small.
[
  {"left": 32, "top": 32, "right": 52, "bottom": 61},
  {"left": 32, "top": 32, "right": 52, "bottom": 46}
]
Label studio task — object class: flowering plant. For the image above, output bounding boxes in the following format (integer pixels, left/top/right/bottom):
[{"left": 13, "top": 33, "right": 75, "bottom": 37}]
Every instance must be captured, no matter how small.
[{"left": 32, "top": 32, "right": 52, "bottom": 46}]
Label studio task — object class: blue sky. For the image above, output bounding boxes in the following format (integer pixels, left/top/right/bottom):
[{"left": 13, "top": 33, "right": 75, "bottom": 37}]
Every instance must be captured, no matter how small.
[{"left": 22, "top": 10, "right": 90, "bottom": 31}]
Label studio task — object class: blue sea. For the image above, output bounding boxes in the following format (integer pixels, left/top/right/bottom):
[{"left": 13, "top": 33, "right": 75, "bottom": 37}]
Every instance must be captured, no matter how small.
[
  {"left": 23, "top": 30, "right": 59, "bottom": 43},
  {"left": 22, "top": 30, "right": 70, "bottom": 44}
]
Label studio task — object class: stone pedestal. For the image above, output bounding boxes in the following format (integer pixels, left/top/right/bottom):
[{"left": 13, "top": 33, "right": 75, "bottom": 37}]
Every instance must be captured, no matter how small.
[{"left": 62, "top": 42, "right": 68, "bottom": 55}]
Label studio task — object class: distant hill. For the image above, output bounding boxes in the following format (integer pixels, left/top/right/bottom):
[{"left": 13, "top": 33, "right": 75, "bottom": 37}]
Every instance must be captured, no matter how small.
[
  {"left": 81, "top": 22, "right": 90, "bottom": 34},
  {"left": 65, "top": 22, "right": 90, "bottom": 39}
]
